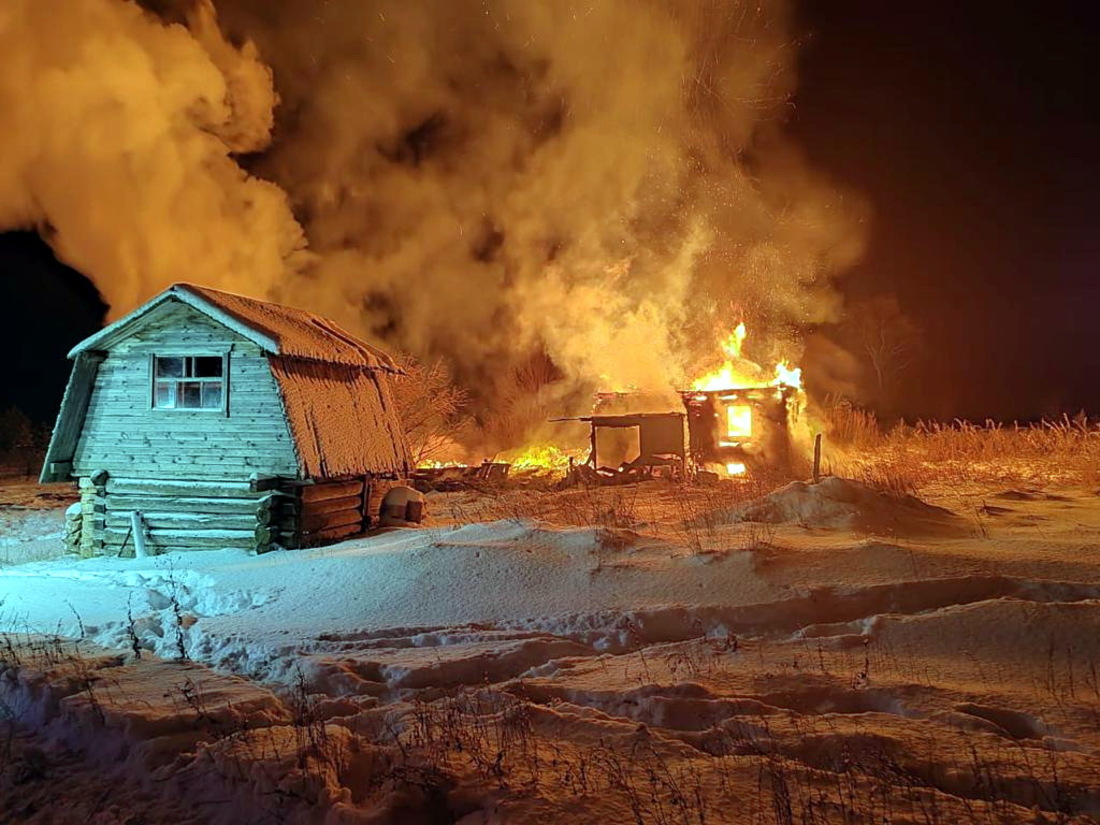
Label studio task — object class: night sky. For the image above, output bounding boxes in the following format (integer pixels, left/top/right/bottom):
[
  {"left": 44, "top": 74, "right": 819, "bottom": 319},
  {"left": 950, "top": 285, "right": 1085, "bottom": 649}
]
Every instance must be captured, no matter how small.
[
  {"left": 792, "top": 1, "right": 1098, "bottom": 420},
  {"left": 1, "top": 2, "right": 1096, "bottom": 423}
]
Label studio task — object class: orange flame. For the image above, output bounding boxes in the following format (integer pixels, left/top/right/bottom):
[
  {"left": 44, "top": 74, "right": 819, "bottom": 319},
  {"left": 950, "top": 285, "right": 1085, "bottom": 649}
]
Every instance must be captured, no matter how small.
[
  {"left": 693, "top": 322, "right": 803, "bottom": 392},
  {"left": 507, "top": 444, "right": 577, "bottom": 471}
]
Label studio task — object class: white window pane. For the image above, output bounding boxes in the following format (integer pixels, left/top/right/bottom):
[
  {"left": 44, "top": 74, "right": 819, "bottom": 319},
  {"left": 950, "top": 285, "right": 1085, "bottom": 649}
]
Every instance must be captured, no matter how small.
[
  {"left": 201, "top": 382, "right": 223, "bottom": 409},
  {"left": 155, "top": 382, "right": 176, "bottom": 408}
]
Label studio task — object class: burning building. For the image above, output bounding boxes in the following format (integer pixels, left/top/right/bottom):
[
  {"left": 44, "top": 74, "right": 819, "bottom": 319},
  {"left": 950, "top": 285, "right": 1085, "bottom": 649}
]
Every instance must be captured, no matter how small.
[
  {"left": 558, "top": 321, "right": 805, "bottom": 482},
  {"left": 559, "top": 411, "right": 687, "bottom": 481},
  {"left": 681, "top": 384, "right": 798, "bottom": 477},
  {"left": 679, "top": 321, "right": 805, "bottom": 477}
]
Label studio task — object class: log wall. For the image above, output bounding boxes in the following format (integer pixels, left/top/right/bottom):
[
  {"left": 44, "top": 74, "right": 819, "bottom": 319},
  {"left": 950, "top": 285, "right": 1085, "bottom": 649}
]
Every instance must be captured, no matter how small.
[
  {"left": 78, "top": 476, "right": 105, "bottom": 557},
  {"left": 99, "top": 477, "right": 281, "bottom": 555},
  {"left": 279, "top": 476, "right": 399, "bottom": 548},
  {"left": 61, "top": 298, "right": 406, "bottom": 554}
]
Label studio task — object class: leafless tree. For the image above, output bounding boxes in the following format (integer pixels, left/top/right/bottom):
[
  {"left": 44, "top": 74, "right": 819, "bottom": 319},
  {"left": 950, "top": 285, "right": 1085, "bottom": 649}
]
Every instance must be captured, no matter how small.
[
  {"left": 847, "top": 296, "right": 923, "bottom": 402},
  {"left": 390, "top": 354, "right": 471, "bottom": 465}
]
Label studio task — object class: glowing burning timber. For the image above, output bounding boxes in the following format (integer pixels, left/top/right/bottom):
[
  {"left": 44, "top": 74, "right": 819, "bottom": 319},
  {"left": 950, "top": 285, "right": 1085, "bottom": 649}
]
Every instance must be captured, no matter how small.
[
  {"left": 692, "top": 322, "right": 803, "bottom": 393},
  {"left": 508, "top": 444, "right": 576, "bottom": 471}
]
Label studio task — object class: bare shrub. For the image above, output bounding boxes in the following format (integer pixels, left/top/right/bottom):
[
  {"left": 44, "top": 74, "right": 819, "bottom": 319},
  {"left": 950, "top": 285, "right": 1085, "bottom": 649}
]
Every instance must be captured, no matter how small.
[
  {"left": 390, "top": 354, "right": 470, "bottom": 465},
  {"left": 668, "top": 475, "right": 784, "bottom": 555}
]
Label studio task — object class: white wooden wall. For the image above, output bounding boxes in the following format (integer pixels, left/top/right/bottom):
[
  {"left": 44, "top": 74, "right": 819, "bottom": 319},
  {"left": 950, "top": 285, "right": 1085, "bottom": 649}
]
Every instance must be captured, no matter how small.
[{"left": 72, "top": 301, "right": 300, "bottom": 480}]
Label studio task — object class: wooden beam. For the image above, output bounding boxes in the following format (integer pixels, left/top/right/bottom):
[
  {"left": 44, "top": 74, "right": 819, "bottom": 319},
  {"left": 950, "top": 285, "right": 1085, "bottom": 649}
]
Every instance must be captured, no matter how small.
[
  {"left": 105, "top": 478, "right": 258, "bottom": 497},
  {"left": 300, "top": 479, "right": 365, "bottom": 503},
  {"left": 295, "top": 509, "right": 364, "bottom": 534},
  {"left": 105, "top": 494, "right": 274, "bottom": 514},
  {"left": 300, "top": 494, "right": 364, "bottom": 517},
  {"left": 106, "top": 512, "right": 259, "bottom": 531},
  {"left": 41, "top": 351, "right": 104, "bottom": 483}
]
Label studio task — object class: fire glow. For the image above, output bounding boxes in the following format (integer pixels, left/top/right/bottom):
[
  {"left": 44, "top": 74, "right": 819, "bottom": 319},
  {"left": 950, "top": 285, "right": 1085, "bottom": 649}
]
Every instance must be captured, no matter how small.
[
  {"left": 692, "top": 322, "right": 803, "bottom": 394},
  {"left": 508, "top": 444, "right": 577, "bottom": 471},
  {"left": 724, "top": 405, "right": 753, "bottom": 441}
]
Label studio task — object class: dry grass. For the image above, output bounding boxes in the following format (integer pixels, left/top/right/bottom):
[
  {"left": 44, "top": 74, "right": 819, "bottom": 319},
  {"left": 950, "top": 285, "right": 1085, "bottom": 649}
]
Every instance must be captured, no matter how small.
[
  {"left": 370, "top": 681, "right": 1099, "bottom": 825},
  {"left": 434, "top": 473, "right": 792, "bottom": 557},
  {"left": 825, "top": 403, "right": 1100, "bottom": 491}
]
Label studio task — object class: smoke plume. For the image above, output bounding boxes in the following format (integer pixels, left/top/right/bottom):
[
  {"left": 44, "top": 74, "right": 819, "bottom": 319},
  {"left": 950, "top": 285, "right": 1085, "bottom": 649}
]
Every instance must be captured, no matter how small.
[
  {"left": 1, "top": 0, "right": 865, "bottom": 448},
  {"left": 0, "top": 0, "right": 306, "bottom": 310}
]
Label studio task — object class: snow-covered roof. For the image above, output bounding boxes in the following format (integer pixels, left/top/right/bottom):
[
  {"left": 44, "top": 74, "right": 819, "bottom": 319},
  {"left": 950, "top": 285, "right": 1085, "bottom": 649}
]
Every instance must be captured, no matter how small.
[
  {"left": 270, "top": 357, "right": 409, "bottom": 479},
  {"left": 70, "top": 283, "right": 400, "bottom": 372}
]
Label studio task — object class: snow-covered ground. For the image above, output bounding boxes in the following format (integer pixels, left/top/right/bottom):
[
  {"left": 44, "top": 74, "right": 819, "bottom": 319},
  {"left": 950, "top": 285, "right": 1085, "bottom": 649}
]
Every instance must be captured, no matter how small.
[{"left": 2, "top": 478, "right": 1099, "bottom": 823}]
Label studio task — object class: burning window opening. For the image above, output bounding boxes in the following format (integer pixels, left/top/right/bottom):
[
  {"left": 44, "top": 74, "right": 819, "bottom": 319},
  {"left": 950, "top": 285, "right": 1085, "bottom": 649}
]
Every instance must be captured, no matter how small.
[{"left": 722, "top": 404, "right": 753, "bottom": 444}]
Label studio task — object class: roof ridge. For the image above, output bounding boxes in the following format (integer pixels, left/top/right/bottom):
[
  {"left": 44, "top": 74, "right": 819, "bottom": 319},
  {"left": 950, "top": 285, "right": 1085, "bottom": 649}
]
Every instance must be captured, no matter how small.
[{"left": 71, "top": 282, "right": 401, "bottom": 372}]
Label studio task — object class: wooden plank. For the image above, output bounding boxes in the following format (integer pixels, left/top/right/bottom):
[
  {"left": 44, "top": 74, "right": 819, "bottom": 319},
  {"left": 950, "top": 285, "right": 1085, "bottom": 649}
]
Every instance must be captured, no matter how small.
[
  {"left": 105, "top": 494, "right": 273, "bottom": 514},
  {"left": 99, "top": 467, "right": 275, "bottom": 482},
  {"left": 70, "top": 425, "right": 290, "bottom": 439},
  {"left": 80, "top": 445, "right": 292, "bottom": 465},
  {"left": 299, "top": 494, "right": 363, "bottom": 516},
  {"left": 104, "top": 527, "right": 257, "bottom": 551},
  {"left": 302, "top": 522, "right": 362, "bottom": 546},
  {"left": 82, "top": 414, "right": 289, "bottom": 429},
  {"left": 297, "top": 509, "right": 363, "bottom": 534},
  {"left": 106, "top": 512, "right": 258, "bottom": 531},
  {"left": 105, "top": 535, "right": 257, "bottom": 553},
  {"left": 106, "top": 478, "right": 258, "bottom": 496},
  {"left": 77, "top": 455, "right": 297, "bottom": 478},
  {"left": 81, "top": 448, "right": 291, "bottom": 463},
  {"left": 88, "top": 436, "right": 292, "bottom": 448},
  {"left": 41, "top": 352, "right": 105, "bottom": 482},
  {"left": 80, "top": 445, "right": 291, "bottom": 461},
  {"left": 300, "top": 479, "right": 364, "bottom": 503}
]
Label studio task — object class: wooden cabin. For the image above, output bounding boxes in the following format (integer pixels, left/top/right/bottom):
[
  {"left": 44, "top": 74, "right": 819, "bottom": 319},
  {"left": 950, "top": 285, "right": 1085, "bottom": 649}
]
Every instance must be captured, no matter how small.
[{"left": 41, "top": 283, "right": 410, "bottom": 555}]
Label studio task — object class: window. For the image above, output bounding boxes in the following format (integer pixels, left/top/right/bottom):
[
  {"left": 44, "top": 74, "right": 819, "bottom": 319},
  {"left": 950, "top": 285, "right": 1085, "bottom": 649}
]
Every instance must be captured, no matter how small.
[
  {"left": 153, "top": 356, "right": 225, "bottom": 410},
  {"left": 719, "top": 404, "right": 753, "bottom": 446}
]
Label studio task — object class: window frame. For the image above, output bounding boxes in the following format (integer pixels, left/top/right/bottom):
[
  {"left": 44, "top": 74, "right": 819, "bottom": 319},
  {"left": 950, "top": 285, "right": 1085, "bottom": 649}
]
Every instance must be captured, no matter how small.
[{"left": 149, "top": 352, "right": 230, "bottom": 414}]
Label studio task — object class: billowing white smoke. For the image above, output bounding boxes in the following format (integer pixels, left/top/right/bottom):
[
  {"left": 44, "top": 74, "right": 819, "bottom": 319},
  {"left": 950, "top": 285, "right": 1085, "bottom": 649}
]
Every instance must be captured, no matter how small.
[
  {"left": 0, "top": 0, "right": 306, "bottom": 310},
  {"left": 0, "top": 0, "right": 864, "bottom": 445}
]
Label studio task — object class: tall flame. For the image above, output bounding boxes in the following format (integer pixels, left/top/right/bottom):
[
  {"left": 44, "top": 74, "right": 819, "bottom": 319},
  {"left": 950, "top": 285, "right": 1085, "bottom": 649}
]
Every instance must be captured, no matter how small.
[{"left": 692, "top": 322, "right": 802, "bottom": 391}]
